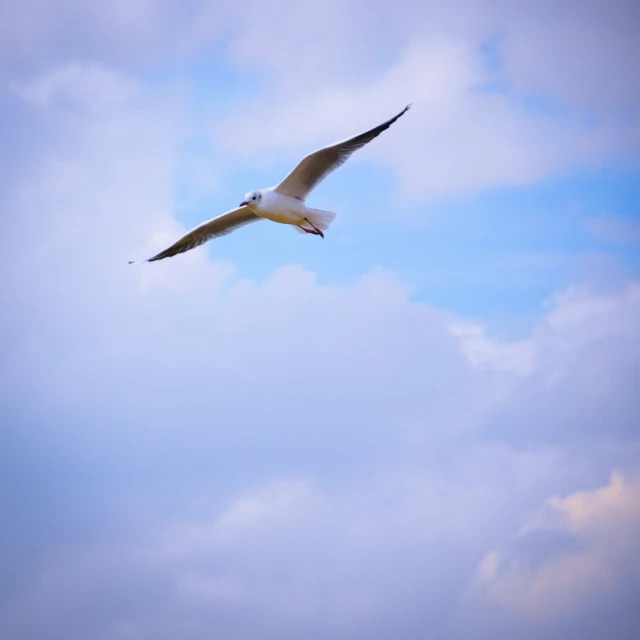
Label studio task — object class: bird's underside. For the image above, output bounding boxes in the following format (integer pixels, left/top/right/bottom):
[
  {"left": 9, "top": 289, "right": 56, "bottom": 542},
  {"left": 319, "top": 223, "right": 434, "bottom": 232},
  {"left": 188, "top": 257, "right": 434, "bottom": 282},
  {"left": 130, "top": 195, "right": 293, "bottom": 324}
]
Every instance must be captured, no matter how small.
[{"left": 130, "top": 104, "right": 410, "bottom": 263}]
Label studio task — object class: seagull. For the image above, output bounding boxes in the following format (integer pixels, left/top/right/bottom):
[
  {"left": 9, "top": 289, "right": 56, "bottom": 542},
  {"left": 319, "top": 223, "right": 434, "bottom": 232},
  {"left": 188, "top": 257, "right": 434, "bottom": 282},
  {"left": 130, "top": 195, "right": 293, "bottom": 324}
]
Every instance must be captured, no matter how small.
[{"left": 130, "top": 104, "right": 410, "bottom": 263}]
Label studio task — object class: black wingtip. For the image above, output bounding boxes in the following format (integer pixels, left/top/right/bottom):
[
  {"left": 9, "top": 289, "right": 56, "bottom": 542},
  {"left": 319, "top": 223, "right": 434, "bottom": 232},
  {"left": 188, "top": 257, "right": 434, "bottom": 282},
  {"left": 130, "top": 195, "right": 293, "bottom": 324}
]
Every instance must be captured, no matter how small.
[{"left": 392, "top": 104, "right": 411, "bottom": 122}]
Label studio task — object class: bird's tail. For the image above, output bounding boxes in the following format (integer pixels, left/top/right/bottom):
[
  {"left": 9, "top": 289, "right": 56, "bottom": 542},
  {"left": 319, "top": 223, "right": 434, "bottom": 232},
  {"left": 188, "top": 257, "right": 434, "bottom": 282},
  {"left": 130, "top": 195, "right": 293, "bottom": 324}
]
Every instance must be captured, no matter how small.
[{"left": 294, "top": 208, "right": 337, "bottom": 234}]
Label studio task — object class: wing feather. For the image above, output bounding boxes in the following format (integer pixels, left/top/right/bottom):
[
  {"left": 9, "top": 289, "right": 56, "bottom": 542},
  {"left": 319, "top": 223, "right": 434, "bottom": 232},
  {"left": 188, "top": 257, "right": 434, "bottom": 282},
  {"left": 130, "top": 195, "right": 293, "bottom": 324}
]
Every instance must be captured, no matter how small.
[
  {"left": 131, "top": 206, "right": 260, "bottom": 263},
  {"left": 275, "top": 105, "right": 410, "bottom": 200}
]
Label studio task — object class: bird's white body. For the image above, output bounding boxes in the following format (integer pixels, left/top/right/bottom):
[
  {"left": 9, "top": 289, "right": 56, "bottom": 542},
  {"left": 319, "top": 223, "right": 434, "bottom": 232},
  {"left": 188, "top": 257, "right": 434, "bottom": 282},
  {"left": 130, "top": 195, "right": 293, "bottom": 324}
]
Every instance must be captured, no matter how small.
[
  {"left": 250, "top": 188, "right": 308, "bottom": 225},
  {"left": 240, "top": 187, "right": 338, "bottom": 237}
]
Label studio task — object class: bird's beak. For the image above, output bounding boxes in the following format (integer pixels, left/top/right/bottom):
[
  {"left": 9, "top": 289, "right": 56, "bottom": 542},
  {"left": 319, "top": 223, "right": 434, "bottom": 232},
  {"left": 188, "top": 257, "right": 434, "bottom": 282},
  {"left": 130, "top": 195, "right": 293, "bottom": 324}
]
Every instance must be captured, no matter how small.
[{"left": 240, "top": 201, "right": 249, "bottom": 207}]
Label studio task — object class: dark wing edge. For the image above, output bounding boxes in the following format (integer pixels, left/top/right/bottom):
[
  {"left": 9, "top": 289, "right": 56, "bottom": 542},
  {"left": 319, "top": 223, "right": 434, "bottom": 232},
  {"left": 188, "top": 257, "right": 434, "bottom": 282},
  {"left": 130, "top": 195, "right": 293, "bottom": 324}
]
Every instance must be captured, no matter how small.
[
  {"left": 275, "top": 104, "right": 411, "bottom": 200},
  {"left": 129, "top": 207, "right": 260, "bottom": 264}
]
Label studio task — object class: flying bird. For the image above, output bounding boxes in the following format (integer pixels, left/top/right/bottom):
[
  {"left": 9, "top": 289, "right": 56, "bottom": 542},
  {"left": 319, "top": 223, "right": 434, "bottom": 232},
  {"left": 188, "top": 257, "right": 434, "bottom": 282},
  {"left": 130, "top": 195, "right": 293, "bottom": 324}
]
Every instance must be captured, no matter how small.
[{"left": 130, "top": 104, "right": 411, "bottom": 263}]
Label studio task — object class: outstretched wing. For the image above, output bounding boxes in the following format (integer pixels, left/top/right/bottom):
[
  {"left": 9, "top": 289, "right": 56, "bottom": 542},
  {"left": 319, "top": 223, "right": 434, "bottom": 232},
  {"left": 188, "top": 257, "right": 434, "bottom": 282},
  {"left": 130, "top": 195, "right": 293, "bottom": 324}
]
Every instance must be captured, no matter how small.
[
  {"left": 131, "top": 206, "right": 260, "bottom": 263},
  {"left": 275, "top": 104, "right": 410, "bottom": 201}
]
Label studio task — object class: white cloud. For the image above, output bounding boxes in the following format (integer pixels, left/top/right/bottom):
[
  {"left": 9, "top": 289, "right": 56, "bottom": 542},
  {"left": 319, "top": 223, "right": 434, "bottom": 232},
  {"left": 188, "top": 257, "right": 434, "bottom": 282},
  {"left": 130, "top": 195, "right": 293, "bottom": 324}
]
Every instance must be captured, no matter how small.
[
  {"left": 499, "top": 0, "right": 640, "bottom": 117},
  {"left": 3, "top": 1, "right": 637, "bottom": 200},
  {"left": 214, "top": 39, "right": 627, "bottom": 200},
  {"left": 474, "top": 472, "right": 640, "bottom": 620},
  {"left": 450, "top": 322, "right": 535, "bottom": 375},
  {"left": 13, "top": 63, "right": 138, "bottom": 108},
  {"left": 0, "top": 0, "right": 228, "bottom": 69},
  {"left": 4, "top": 0, "right": 638, "bottom": 121},
  {"left": 537, "top": 281, "right": 640, "bottom": 363},
  {"left": 479, "top": 281, "right": 640, "bottom": 447}
]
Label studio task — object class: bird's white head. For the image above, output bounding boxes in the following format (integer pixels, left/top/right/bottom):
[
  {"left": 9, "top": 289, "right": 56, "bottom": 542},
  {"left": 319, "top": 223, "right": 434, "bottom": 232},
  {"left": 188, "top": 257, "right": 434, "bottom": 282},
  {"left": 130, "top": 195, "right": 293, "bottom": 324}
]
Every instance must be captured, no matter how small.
[{"left": 240, "top": 191, "right": 262, "bottom": 208}]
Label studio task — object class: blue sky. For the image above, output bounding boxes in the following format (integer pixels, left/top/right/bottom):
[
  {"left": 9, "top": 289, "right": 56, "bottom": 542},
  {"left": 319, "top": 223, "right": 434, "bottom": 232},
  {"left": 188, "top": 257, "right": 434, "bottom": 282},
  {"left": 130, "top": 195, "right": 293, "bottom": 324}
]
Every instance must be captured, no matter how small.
[{"left": 1, "top": 1, "right": 639, "bottom": 638}]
